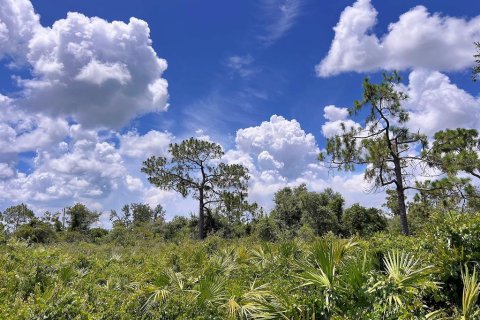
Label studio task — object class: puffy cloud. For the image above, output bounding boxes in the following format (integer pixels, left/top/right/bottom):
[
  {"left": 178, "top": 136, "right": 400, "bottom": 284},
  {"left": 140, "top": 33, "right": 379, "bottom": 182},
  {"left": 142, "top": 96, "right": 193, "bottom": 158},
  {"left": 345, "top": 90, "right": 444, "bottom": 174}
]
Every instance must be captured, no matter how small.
[
  {"left": 119, "top": 130, "right": 174, "bottom": 159},
  {"left": 75, "top": 59, "right": 132, "bottom": 86},
  {"left": 317, "top": 0, "right": 480, "bottom": 77},
  {"left": 401, "top": 70, "right": 480, "bottom": 135},
  {"left": 321, "top": 105, "right": 360, "bottom": 138},
  {"left": 0, "top": 0, "right": 169, "bottom": 129},
  {"left": 320, "top": 72, "right": 480, "bottom": 139},
  {"left": 0, "top": 98, "right": 69, "bottom": 155},
  {"left": 236, "top": 115, "right": 319, "bottom": 179},
  {"left": 0, "top": 0, "right": 40, "bottom": 60},
  {"left": 0, "top": 131, "right": 127, "bottom": 204},
  {"left": 323, "top": 105, "right": 349, "bottom": 121},
  {"left": 23, "top": 12, "right": 168, "bottom": 128},
  {"left": 225, "top": 115, "right": 326, "bottom": 209},
  {"left": 125, "top": 175, "right": 144, "bottom": 192},
  {"left": 226, "top": 115, "right": 387, "bottom": 210},
  {"left": 0, "top": 162, "right": 14, "bottom": 179}
]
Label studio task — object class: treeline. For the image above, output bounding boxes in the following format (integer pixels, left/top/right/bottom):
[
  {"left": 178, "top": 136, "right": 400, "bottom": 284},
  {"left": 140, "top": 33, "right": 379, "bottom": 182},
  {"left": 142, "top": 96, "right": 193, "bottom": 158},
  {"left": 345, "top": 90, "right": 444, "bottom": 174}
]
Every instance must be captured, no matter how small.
[
  {"left": 1, "top": 72, "right": 479, "bottom": 244},
  {"left": 0, "top": 186, "right": 386, "bottom": 244},
  {"left": 2, "top": 176, "right": 477, "bottom": 245}
]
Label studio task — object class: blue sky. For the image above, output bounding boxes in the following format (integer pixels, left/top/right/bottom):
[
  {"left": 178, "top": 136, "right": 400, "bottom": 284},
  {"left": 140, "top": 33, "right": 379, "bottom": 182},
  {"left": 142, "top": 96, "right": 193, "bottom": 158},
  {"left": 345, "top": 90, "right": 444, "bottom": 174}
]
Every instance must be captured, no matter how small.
[{"left": 0, "top": 0, "right": 479, "bottom": 222}]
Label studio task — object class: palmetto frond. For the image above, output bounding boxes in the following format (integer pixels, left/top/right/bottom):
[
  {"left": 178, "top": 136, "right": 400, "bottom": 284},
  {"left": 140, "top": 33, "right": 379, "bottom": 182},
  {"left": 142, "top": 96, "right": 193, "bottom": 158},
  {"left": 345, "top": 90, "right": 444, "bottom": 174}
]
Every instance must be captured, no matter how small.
[
  {"left": 194, "top": 274, "right": 227, "bottom": 306},
  {"left": 383, "top": 250, "right": 435, "bottom": 290},
  {"left": 249, "top": 245, "right": 277, "bottom": 269},
  {"left": 141, "top": 268, "right": 186, "bottom": 314},
  {"left": 226, "top": 282, "right": 287, "bottom": 319},
  {"left": 461, "top": 264, "right": 480, "bottom": 319},
  {"left": 368, "top": 250, "right": 438, "bottom": 313}
]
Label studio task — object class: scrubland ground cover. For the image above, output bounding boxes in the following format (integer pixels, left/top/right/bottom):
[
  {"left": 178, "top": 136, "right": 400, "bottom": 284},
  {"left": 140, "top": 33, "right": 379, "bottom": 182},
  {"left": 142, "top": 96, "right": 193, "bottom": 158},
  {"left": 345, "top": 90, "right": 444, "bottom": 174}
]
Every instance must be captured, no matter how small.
[{"left": 1, "top": 210, "right": 480, "bottom": 319}]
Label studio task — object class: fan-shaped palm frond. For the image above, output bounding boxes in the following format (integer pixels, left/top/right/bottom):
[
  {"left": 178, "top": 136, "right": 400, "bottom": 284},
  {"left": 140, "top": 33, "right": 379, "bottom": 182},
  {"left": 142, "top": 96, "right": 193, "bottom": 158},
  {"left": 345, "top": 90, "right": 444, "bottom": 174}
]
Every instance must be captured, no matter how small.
[
  {"left": 194, "top": 274, "right": 227, "bottom": 307},
  {"left": 461, "top": 264, "right": 480, "bottom": 319},
  {"left": 368, "top": 250, "right": 438, "bottom": 313},
  {"left": 141, "top": 268, "right": 186, "bottom": 314},
  {"left": 227, "top": 281, "right": 288, "bottom": 320}
]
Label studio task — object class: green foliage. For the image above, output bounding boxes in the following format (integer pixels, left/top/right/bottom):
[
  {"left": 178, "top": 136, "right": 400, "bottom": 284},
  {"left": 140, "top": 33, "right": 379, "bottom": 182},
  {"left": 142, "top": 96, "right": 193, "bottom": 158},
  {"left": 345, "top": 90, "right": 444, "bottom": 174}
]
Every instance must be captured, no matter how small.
[
  {"left": 1, "top": 212, "right": 480, "bottom": 319},
  {"left": 428, "top": 129, "right": 480, "bottom": 180},
  {"left": 343, "top": 204, "right": 387, "bottom": 237},
  {"left": 253, "top": 215, "right": 279, "bottom": 242},
  {"left": 271, "top": 184, "right": 344, "bottom": 237},
  {"left": 1, "top": 203, "right": 35, "bottom": 232},
  {"left": 142, "top": 137, "right": 250, "bottom": 239},
  {"left": 368, "top": 250, "right": 438, "bottom": 318},
  {"left": 321, "top": 72, "right": 431, "bottom": 235},
  {"left": 13, "top": 219, "right": 57, "bottom": 244},
  {"left": 66, "top": 203, "right": 100, "bottom": 232},
  {"left": 461, "top": 264, "right": 480, "bottom": 319},
  {"left": 111, "top": 203, "right": 162, "bottom": 226}
]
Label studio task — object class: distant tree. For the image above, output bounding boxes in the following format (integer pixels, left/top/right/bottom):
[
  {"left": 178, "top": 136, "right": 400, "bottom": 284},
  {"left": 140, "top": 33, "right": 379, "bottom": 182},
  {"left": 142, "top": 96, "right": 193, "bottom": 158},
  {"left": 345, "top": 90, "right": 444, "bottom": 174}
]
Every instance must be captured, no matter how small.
[
  {"left": 0, "top": 224, "right": 5, "bottom": 243},
  {"left": 142, "top": 138, "right": 249, "bottom": 239},
  {"left": 271, "top": 184, "right": 343, "bottom": 236},
  {"left": 320, "top": 73, "right": 431, "bottom": 235},
  {"left": 162, "top": 216, "right": 192, "bottom": 241},
  {"left": 1, "top": 203, "right": 35, "bottom": 232},
  {"left": 383, "top": 189, "right": 400, "bottom": 217},
  {"left": 111, "top": 203, "right": 166, "bottom": 228},
  {"left": 66, "top": 203, "right": 99, "bottom": 232},
  {"left": 42, "top": 211, "right": 63, "bottom": 232},
  {"left": 411, "top": 178, "right": 480, "bottom": 214},
  {"left": 300, "top": 188, "right": 344, "bottom": 236},
  {"left": 130, "top": 203, "right": 153, "bottom": 225},
  {"left": 215, "top": 191, "right": 259, "bottom": 224},
  {"left": 271, "top": 184, "right": 307, "bottom": 232},
  {"left": 153, "top": 204, "right": 166, "bottom": 223},
  {"left": 342, "top": 204, "right": 387, "bottom": 237},
  {"left": 253, "top": 214, "right": 279, "bottom": 242},
  {"left": 14, "top": 218, "right": 56, "bottom": 243},
  {"left": 110, "top": 204, "right": 133, "bottom": 227}
]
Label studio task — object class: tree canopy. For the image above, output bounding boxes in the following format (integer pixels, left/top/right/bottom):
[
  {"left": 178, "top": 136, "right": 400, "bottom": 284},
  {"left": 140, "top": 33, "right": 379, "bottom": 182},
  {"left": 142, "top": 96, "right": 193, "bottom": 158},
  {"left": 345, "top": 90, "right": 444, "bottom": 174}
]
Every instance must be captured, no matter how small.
[
  {"left": 142, "top": 138, "right": 250, "bottom": 239},
  {"left": 1, "top": 204, "right": 35, "bottom": 232},
  {"left": 66, "top": 203, "right": 99, "bottom": 232},
  {"left": 320, "top": 72, "right": 430, "bottom": 235},
  {"left": 427, "top": 128, "right": 480, "bottom": 180}
]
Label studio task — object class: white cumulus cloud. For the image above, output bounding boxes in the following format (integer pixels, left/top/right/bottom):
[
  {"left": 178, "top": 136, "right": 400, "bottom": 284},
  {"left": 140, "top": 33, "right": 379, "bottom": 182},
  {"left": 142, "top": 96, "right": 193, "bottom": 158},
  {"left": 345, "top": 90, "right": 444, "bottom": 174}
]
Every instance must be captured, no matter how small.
[
  {"left": 321, "top": 105, "right": 360, "bottom": 138},
  {"left": 119, "top": 130, "right": 174, "bottom": 159},
  {"left": 401, "top": 69, "right": 480, "bottom": 135},
  {"left": 317, "top": 0, "right": 480, "bottom": 77},
  {"left": 0, "top": 0, "right": 169, "bottom": 129},
  {"left": 0, "top": 0, "right": 40, "bottom": 60}
]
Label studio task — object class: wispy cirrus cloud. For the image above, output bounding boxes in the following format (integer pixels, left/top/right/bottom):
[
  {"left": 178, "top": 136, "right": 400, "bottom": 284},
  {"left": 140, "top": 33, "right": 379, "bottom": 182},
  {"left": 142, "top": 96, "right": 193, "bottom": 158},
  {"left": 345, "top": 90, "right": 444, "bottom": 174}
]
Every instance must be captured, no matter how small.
[
  {"left": 258, "top": 0, "right": 303, "bottom": 46},
  {"left": 226, "top": 54, "right": 256, "bottom": 78}
]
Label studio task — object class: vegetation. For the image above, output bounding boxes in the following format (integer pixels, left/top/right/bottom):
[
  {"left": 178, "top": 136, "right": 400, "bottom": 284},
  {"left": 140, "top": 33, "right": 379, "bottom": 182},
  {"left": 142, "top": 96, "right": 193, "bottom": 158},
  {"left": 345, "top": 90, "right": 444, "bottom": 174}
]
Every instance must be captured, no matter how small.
[
  {"left": 142, "top": 138, "right": 250, "bottom": 239},
  {"left": 1, "top": 57, "right": 480, "bottom": 318},
  {"left": 320, "top": 72, "right": 432, "bottom": 236},
  {"left": 1, "top": 210, "right": 480, "bottom": 319}
]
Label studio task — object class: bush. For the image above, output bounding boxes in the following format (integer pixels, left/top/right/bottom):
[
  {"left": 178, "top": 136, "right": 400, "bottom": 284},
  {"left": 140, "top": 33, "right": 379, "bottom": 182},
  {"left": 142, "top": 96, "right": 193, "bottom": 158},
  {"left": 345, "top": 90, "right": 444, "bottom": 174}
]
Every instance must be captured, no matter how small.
[
  {"left": 13, "top": 222, "right": 56, "bottom": 244},
  {"left": 343, "top": 204, "right": 387, "bottom": 237},
  {"left": 253, "top": 215, "right": 278, "bottom": 241},
  {"left": 88, "top": 227, "right": 109, "bottom": 242}
]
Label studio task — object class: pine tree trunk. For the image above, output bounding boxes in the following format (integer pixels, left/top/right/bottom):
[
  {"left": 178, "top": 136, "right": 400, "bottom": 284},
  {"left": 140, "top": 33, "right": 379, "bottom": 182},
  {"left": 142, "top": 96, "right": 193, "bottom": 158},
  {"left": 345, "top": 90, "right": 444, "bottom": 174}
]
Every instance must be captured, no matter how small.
[
  {"left": 198, "top": 188, "right": 205, "bottom": 240},
  {"left": 394, "top": 158, "right": 410, "bottom": 235},
  {"left": 395, "top": 185, "right": 409, "bottom": 235}
]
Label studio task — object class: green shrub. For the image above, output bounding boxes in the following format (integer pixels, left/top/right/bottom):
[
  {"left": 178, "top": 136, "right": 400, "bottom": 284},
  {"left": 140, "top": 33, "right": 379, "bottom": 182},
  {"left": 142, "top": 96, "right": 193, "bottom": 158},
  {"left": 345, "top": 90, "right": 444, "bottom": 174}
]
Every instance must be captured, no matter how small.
[{"left": 13, "top": 223, "right": 56, "bottom": 244}]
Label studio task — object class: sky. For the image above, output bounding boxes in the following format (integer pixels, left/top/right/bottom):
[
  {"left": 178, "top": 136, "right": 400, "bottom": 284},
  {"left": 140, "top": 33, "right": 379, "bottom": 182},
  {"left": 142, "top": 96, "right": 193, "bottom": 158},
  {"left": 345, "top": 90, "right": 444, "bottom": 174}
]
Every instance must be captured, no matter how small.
[{"left": 0, "top": 0, "right": 479, "bottom": 225}]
